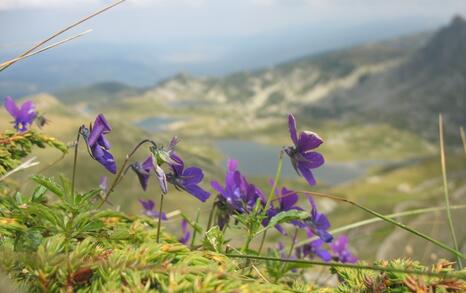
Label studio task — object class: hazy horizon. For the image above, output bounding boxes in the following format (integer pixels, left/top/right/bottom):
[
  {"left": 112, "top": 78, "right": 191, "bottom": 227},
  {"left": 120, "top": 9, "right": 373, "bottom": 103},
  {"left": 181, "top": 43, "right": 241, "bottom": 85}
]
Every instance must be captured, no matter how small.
[{"left": 1, "top": 0, "right": 466, "bottom": 95}]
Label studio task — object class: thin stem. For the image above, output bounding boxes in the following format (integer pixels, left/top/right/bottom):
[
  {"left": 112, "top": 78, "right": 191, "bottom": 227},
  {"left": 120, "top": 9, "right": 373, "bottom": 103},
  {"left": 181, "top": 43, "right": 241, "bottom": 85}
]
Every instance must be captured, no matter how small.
[
  {"left": 295, "top": 204, "right": 466, "bottom": 247},
  {"left": 0, "top": 0, "right": 126, "bottom": 71},
  {"left": 460, "top": 126, "right": 466, "bottom": 155},
  {"left": 287, "top": 228, "right": 298, "bottom": 259},
  {"left": 71, "top": 129, "right": 81, "bottom": 197},
  {"left": 97, "top": 139, "right": 156, "bottom": 208},
  {"left": 0, "top": 30, "right": 92, "bottom": 70},
  {"left": 242, "top": 223, "right": 253, "bottom": 253},
  {"left": 264, "top": 150, "right": 284, "bottom": 211},
  {"left": 156, "top": 193, "right": 164, "bottom": 244},
  {"left": 256, "top": 150, "right": 283, "bottom": 256},
  {"left": 225, "top": 254, "right": 465, "bottom": 279},
  {"left": 206, "top": 200, "right": 216, "bottom": 232},
  {"left": 257, "top": 230, "right": 268, "bottom": 256},
  {"left": 293, "top": 190, "right": 466, "bottom": 260},
  {"left": 190, "top": 209, "right": 200, "bottom": 249},
  {"left": 439, "top": 114, "right": 462, "bottom": 268},
  {"left": 276, "top": 227, "right": 298, "bottom": 279}
]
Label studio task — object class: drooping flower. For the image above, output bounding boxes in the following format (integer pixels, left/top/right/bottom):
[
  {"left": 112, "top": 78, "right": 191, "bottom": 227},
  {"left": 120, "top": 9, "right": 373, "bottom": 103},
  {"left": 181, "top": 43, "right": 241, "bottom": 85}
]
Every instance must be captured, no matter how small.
[
  {"left": 285, "top": 113, "right": 324, "bottom": 186},
  {"left": 130, "top": 156, "right": 154, "bottom": 191},
  {"left": 167, "top": 153, "right": 210, "bottom": 202},
  {"left": 4, "top": 96, "right": 37, "bottom": 132},
  {"left": 295, "top": 238, "right": 332, "bottom": 262},
  {"left": 139, "top": 199, "right": 167, "bottom": 220},
  {"left": 131, "top": 155, "right": 168, "bottom": 194},
  {"left": 263, "top": 186, "right": 303, "bottom": 234},
  {"left": 83, "top": 114, "right": 116, "bottom": 174},
  {"left": 178, "top": 219, "right": 191, "bottom": 245},
  {"left": 330, "top": 235, "right": 357, "bottom": 263},
  {"left": 303, "top": 196, "right": 333, "bottom": 243}
]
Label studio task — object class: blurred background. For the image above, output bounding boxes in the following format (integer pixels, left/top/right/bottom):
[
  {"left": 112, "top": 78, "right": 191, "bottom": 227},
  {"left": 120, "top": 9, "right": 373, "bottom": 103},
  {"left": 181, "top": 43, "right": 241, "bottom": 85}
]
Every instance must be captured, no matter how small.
[{"left": 1, "top": 0, "right": 465, "bottom": 263}]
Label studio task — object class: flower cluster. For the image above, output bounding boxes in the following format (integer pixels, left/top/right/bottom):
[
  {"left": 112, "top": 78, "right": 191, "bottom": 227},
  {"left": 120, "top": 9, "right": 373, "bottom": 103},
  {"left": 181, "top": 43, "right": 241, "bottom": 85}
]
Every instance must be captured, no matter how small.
[
  {"left": 205, "top": 113, "right": 356, "bottom": 264},
  {"left": 211, "top": 159, "right": 265, "bottom": 229},
  {"left": 39, "top": 105, "right": 354, "bottom": 264}
]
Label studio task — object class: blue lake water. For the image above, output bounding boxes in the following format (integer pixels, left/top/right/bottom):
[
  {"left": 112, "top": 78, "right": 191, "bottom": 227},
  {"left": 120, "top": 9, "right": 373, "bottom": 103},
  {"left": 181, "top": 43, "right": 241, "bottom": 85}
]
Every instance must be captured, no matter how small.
[
  {"left": 131, "top": 115, "right": 378, "bottom": 186},
  {"left": 216, "top": 139, "right": 379, "bottom": 186},
  {"left": 136, "top": 117, "right": 178, "bottom": 132}
]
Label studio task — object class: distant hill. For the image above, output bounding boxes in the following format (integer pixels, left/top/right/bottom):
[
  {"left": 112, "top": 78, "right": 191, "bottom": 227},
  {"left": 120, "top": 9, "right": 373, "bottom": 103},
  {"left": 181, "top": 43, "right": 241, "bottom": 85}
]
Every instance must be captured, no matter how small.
[
  {"left": 54, "top": 81, "right": 143, "bottom": 104},
  {"left": 9, "top": 16, "right": 466, "bottom": 144},
  {"left": 306, "top": 16, "right": 466, "bottom": 141}
]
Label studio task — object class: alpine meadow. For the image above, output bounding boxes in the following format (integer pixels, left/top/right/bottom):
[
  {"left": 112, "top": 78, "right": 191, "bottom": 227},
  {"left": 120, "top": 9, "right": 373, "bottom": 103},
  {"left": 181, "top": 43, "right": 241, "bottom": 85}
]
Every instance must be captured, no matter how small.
[{"left": 0, "top": 1, "right": 465, "bottom": 292}]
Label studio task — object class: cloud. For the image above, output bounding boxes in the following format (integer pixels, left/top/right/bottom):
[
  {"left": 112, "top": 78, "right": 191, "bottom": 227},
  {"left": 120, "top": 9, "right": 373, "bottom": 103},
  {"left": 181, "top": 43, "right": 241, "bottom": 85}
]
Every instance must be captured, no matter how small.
[
  {"left": 0, "top": 0, "right": 98, "bottom": 10},
  {"left": 0, "top": 0, "right": 208, "bottom": 10}
]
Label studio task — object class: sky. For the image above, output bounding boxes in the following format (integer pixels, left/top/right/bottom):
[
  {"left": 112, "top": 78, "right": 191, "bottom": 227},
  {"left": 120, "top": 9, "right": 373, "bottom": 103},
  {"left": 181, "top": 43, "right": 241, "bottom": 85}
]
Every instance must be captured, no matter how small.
[{"left": 0, "top": 0, "right": 465, "bottom": 91}]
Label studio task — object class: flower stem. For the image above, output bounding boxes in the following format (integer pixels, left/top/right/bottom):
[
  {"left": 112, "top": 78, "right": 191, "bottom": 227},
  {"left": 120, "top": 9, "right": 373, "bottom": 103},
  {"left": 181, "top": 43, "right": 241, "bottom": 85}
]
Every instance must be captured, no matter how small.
[
  {"left": 460, "top": 126, "right": 466, "bottom": 156},
  {"left": 225, "top": 254, "right": 465, "bottom": 279},
  {"left": 294, "top": 190, "right": 466, "bottom": 260},
  {"left": 264, "top": 150, "right": 284, "bottom": 212},
  {"left": 242, "top": 223, "right": 254, "bottom": 253},
  {"left": 276, "top": 227, "right": 298, "bottom": 279},
  {"left": 190, "top": 209, "right": 200, "bottom": 249},
  {"left": 257, "top": 230, "right": 268, "bottom": 256},
  {"left": 287, "top": 228, "right": 298, "bottom": 259},
  {"left": 71, "top": 128, "right": 81, "bottom": 197},
  {"left": 206, "top": 200, "right": 216, "bottom": 232},
  {"left": 439, "top": 114, "right": 462, "bottom": 269},
  {"left": 97, "top": 139, "right": 157, "bottom": 208},
  {"left": 156, "top": 193, "right": 164, "bottom": 243}
]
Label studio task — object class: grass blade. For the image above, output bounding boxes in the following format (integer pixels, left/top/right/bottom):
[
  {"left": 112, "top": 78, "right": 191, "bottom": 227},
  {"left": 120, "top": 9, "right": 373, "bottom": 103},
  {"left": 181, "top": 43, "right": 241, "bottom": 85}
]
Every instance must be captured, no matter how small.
[
  {"left": 226, "top": 254, "right": 466, "bottom": 279},
  {"left": 0, "top": 30, "right": 92, "bottom": 69},
  {"left": 294, "top": 190, "right": 466, "bottom": 260},
  {"left": 295, "top": 204, "right": 466, "bottom": 247},
  {"left": 0, "top": 0, "right": 126, "bottom": 71},
  {"left": 438, "top": 114, "right": 462, "bottom": 268}
]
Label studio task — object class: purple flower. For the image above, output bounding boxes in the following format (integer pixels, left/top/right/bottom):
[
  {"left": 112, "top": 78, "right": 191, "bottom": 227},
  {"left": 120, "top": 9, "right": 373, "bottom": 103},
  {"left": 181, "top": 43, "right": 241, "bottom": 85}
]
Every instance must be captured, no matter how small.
[
  {"left": 304, "top": 197, "right": 333, "bottom": 243},
  {"left": 263, "top": 186, "right": 303, "bottom": 234},
  {"left": 130, "top": 156, "right": 154, "bottom": 191},
  {"left": 131, "top": 155, "right": 169, "bottom": 194},
  {"left": 168, "top": 153, "right": 210, "bottom": 202},
  {"left": 330, "top": 235, "right": 357, "bottom": 263},
  {"left": 85, "top": 114, "right": 116, "bottom": 174},
  {"left": 285, "top": 113, "right": 324, "bottom": 186},
  {"left": 211, "top": 159, "right": 265, "bottom": 228},
  {"left": 178, "top": 219, "right": 191, "bottom": 245},
  {"left": 211, "top": 159, "right": 245, "bottom": 212},
  {"left": 295, "top": 238, "right": 332, "bottom": 262},
  {"left": 139, "top": 199, "right": 167, "bottom": 220},
  {"left": 241, "top": 176, "right": 266, "bottom": 212},
  {"left": 4, "top": 96, "right": 37, "bottom": 132}
]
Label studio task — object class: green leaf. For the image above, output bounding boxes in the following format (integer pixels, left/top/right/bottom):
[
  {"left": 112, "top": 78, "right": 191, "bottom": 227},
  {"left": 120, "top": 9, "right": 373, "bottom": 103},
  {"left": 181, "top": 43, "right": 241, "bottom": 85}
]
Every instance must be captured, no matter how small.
[
  {"left": 257, "top": 210, "right": 309, "bottom": 235},
  {"left": 203, "top": 226, "right": 224, "bottom": 253},
  {"left": 15, "top": 229, "right": 43, "bottom": 252},
  {"left": 31, "top": 185, "right": 48, "bottom": 202},
  {"left": 31, "top": 176, "right": 64, "bottom": 198}
]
